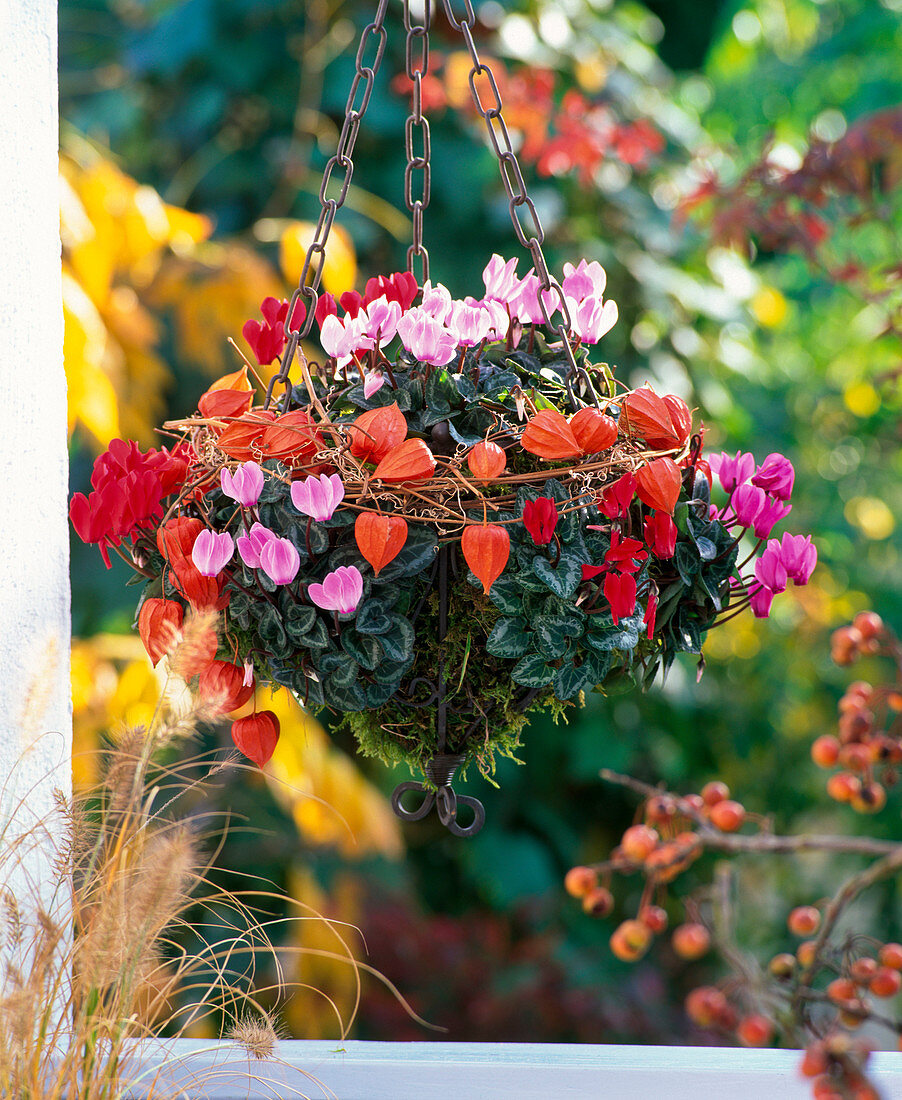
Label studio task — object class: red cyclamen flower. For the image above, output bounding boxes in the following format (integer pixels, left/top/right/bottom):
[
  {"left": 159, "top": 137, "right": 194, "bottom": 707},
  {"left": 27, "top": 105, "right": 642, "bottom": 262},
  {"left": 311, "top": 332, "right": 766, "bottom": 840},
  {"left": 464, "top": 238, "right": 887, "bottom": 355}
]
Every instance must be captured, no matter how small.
[
  {"left": 598, "top": 472, "right": 637, "bottom": 519},
  {"left": 604, "top": 571, "right": 637, "bottom": 625},
  {"left": 242, "top": 296, "right": 305, "bottom": 366},
  {"left": 643, "top": 511, "right": 677, "bottom": 559},
  {"left": 522, "top": 497, "right": 559, "bottom": 545}
]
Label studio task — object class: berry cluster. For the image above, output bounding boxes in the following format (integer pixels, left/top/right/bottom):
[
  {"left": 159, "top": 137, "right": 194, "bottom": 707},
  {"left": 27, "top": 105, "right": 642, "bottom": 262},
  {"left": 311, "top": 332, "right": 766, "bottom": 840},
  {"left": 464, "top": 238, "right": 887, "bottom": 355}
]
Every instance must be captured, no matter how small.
[{"left": 814, "top": 613, "right": 902, "bottom": 813}]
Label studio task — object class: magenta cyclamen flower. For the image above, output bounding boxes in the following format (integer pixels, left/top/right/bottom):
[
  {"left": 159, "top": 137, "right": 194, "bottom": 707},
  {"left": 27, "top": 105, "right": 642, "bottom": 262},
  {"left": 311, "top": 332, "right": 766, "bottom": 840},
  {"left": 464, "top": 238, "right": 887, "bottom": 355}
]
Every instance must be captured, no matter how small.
[
  {"left": 191, "top": 529, "right": 234, "bottom": 577},
  {"left": 363, "top": 371, "right": 386, "bottom": 399},
  {"left": 731, "top": 483, "right": 767, "bottom": 528},
  {"left": 752, "top": 498, "right": 792, "bottom": 540},
  {"left": 290, "top": 473, "right": 345, "bottom": 523},
  {"left": 749, "top": 583, "right": 775, "bottom": 619},
  {"left": 420, "top": 281, "right": 453, "bottom": 324},
  {"left": 307, "top": 565, "right": 364, "bottom": 614},
  {"left": 397, "top": 308, "right": 457, "bottom": 366},
  {"left": 567, "top": 293, "right": 618, "bottom": 344},
  {"left": 260, "top": 536, "right": 301, "bottom": 585},
  {"left": 561, "top": 259, "right": 608, "bottom": 302},
  {"left": 236, "top": 522, "right": 277, "bottom": 569},
  {"left": 708, "top": 451, "right": 755, "bottom": 494},
  {"left": 754, "top": 545, "right": 788, "bottom": 594},
  {"left": 221, "top": 461, "right": 264, "bottom": 507},
  {"left": 774, "top": 532, "right": 817, "bottom": 585},
  {"left": 752, "top": 453, "right": 795, "bottom": 501}
]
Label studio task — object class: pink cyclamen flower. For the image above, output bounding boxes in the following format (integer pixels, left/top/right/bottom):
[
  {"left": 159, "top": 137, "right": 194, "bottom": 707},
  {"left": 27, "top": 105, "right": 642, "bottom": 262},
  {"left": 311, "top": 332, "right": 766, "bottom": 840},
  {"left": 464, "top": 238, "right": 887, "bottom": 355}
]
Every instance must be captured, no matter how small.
[
  {"left": 774, "top": 532, "right": 817, "bottom": 585},
  {"left": 752, "top": 497, "right": 792, "bottom": 540},
  {"left": 307, "top": 565, "right": 364, "bottom": 614},
  {"left": 397, "top": 307, "right": 458, "bottom": 366},
  {"left": 220, "top": 461, "right": 264, "bottom": 507},
  {"left": 290, "top": 473, "right": 345, "bottom": 523},
  {"left": 242, "top": 660, "right": 255, "bottom": 688},
  {"left": 259, "top": 536, "right": 301, "bottom": 585},
  {"left": 236, "top": 522, "right": 278, "bottom": 569},
  {"left": 482, "top": 254, "right": 520, "bottom": 302},
  {"left": 508, "top": 271, "right": 545, "bottom": 325},
  {"left": 562, "top": 259, "right": 608, "bottom": 302},
  {"left": 754, "top": 545, "right": 788, "bottom": 594},
  {"left": 749, "top": 583, "right": 774, "bottom": 618},
  {"left": 191, "top": 529, "right": 234, "bottom": 577},
  {"left": 708, "top": 451, "right": 756, "bottom": 494},
  {"left": 420, "top": 280, "right": 454, "bottom": 324},
  {"left": 319, "top": 312, "right": 373, "bottom": 367},
  {"left": 363, "top": 371, "right": 386, "bottom": 399},
  {"left": 567, "top": 293, "right": 618, "bottom": 344},
  {"left": 732, "top": 483, "right": 767, "bottom": 528},
  {"left": 360, "top": 296, "right": 402, "bottom": 345},
  {"left": 752, "top": 453, "right": 795, "bottom": 501}
]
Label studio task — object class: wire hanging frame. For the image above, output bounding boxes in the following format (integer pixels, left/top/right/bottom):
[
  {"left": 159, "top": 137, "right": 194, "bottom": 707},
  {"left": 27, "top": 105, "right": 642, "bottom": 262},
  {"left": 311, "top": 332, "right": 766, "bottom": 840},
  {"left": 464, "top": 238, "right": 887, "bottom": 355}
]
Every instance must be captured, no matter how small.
[{"left": 262, "top": 0, "right": 602, "bottom": 835}]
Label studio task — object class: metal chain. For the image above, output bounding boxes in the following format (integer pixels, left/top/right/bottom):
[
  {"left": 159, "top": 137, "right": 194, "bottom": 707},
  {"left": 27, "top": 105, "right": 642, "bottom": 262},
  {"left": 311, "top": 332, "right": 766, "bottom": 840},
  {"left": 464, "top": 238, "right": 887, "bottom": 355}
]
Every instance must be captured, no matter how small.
[
  {"left": 403, "top": 0, "right": 432, "bottom": 285},
  {"left": 265, "top": 0, "right": 390, "bottom": 409},
  {"left": 439, "top": 0, "right": 580, "bottom": 378}
]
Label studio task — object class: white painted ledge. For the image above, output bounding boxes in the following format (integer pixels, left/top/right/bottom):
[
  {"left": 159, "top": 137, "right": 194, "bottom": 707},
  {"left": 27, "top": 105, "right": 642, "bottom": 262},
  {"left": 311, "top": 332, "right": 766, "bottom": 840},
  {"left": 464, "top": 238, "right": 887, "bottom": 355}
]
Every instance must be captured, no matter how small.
[{"left": 116, "top": 1040, "right": 902, "bottom": 1099}]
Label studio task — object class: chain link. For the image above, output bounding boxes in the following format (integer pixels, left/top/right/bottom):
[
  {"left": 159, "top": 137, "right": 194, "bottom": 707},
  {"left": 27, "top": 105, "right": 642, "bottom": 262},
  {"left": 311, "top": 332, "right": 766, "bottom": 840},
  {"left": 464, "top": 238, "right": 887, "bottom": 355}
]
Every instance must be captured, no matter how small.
[
  {"left": 440, "top": 0, "right": 579, "bottom": 377},
  {"left": 403, "top": 0, "right": 432, "bottom": 285},
  {"left": 265, "top": 0, "right": 390, "bottom": 409}
]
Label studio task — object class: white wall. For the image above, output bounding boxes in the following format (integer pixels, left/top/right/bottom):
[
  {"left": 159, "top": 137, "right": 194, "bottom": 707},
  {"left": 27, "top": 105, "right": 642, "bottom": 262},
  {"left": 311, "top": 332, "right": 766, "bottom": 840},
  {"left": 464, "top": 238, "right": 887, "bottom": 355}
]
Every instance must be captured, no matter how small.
[{"left": 0, "top": 0, "right": 70, "bottom": 909}]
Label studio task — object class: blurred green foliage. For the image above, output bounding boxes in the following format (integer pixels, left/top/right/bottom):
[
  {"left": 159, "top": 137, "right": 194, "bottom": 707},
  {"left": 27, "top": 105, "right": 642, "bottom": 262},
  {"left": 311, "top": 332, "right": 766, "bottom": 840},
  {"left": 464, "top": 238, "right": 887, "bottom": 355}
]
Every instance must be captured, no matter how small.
[{"left": 63, "top": 0, "right": 902, "bottom": 1042}]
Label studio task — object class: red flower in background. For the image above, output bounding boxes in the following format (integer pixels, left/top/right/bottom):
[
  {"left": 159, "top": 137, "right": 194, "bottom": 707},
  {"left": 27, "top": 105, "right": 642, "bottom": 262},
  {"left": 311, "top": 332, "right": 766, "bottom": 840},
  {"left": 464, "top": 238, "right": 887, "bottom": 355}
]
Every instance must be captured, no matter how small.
[
  {"left": 69, "top": 440, "right": 188, "bottom": 567},
  {"left": 522, "top": 497, "right": 559, "bottom": 546},
  {"left": 242, "top": 296, "right": 305, "bottom": 366}
]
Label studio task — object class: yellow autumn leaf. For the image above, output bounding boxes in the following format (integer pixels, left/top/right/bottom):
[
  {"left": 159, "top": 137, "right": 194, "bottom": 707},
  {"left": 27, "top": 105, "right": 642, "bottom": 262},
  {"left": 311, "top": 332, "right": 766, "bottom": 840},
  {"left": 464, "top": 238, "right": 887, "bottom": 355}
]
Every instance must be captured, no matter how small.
[
  {"left": 280, "top": 221, "right": 356, "bottom": 297},
  {"left": 843, "top": 381, "right": 880, "bottom": 418},
  {"left": 750, "top": 286, "right": 788, "bottom": 328},
  {"left": 63, "top": 267, "right": 120, "bottom": 444}
]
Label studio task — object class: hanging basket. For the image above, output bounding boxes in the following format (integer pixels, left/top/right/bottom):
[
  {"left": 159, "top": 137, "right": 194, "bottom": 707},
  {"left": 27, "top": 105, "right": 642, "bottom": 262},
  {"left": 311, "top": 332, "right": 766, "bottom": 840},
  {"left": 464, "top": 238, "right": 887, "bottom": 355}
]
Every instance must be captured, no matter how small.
[{"left": 69, "top": 0, "right": 815, "bottom": 836}]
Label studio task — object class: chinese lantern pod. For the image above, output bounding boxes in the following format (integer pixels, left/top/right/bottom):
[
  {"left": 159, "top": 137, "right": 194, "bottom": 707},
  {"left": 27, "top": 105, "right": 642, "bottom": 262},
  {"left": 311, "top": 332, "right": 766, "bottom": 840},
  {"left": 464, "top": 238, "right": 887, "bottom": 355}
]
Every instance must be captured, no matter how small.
[
  {"left": 197, "top": 367, "right": 254, "bottom": 420},
  {"left": 569, "top": 407, "right": 618, "bottom": 454},
  {"left": 373, "top": 438, "right": 436, "bottom": 482},
  {"left": 467, "top": 439, "right": 507, "bottom": 479},
  {"left": 199, "top": 660, "right": 255, "bottom": 714},
  {"left": 215, "top": 410, "right": 277, "bottom": 461},
  {"left": 462, "top": 523, "right": 510, "bottom": 595},
  {"left": 520, "top": 409, "right": 581, "bottom": 460},
  {"left": 258, "top": 409, "right": 322, "bottom": 462},
  {"left": 349, "top": 402, "right": 408, "bottom": 463},
  {"left": 138, "top": 597, "right": 184, "bottom": 666},
  {"left": 355, "top": 512, "right": 409, "bottom": 576},
  {"left": 621, "top": 387, "right": 684, "bottom": 449},
  {"left": 635, "top": 457, "right": 682, "bottom": 514},
  {"left": 662, "top": 394, "right": 692, "bottom": 448},
  {"left": 231, "top": 711, "right": 280, "bottom": 767}
]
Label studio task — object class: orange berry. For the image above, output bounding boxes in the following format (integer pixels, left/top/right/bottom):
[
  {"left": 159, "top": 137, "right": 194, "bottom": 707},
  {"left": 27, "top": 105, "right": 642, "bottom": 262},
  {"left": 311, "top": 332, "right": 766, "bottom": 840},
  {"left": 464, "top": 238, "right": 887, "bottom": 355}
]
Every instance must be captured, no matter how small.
[
  {"left": 827, "top": 772, "right": 861, "bottom": 803},
  {"left": 564, "top": 865, "right": 598, "bottom": 899},
  {"left": 788, "top": 905, "right": 821, "bottom": 937},
  {"left": 839, "top": 1003, "right": 867, "bottom": 1029},
  {"left": 853, "top": 611, "right": 883, "bottom": 640},
  {"left": 645, "top": 795, "right": 677, "bottom": 824},
  {"left": 621, "top": 824, "right": 660, "bottom": 862},
  {"left": 683, "top": 793, "right": 705, "bottom": 813},
  {"left": 797, "top": 940, "right": 818, "bottom": 969},
  {"left": 769, "top": 953, "right": 796, "bottom": 979},
  {"left": 850, "top": 957, "right": 878, "bottom": 984},
  {"left": 708, "top": 799, "right": 746, "bottom": 832},
  {"left": 644, "top": 843, "right": 685, "bottom": 883},
  {"left": 800, "top": 1044, "right": 829, "bottom": 1078},
  {"left": 610, "top": 919, "right": 651, "bottom": 961},
  {"left": 672, "top": 922, "right": 711, "bottom": 960},
  {"left": 811, "top": 735, "right": 841, "bottom": 768},
  {"left": 685, "top": 985, "right": 728, "bottom": 1028},
  {"left": 878, "top": 943, "right": 902, "bottom": 970},
  {"left": 839, "top": 743, "right": 871, "bottom": 772},
  {"left": 639, "top": 905, "right": 669, "bottom": 934},
  {"left": 737, "top": 1014, "right": 773, "bottom": 1047},
  {"left": 701, "top": 781, "right": 730, "bottom": 806},
  {"left": 826, "top": 977, "right": 857, "bottom": 1006},
  {"left": 869, "top": 967, "right": 902, "bottom": 998},
  {"left": 850, "top": 782, "right": 886, "bottom": 814},
  {"left": 581, "top": 885, "right": 615, "bottom": 918}
]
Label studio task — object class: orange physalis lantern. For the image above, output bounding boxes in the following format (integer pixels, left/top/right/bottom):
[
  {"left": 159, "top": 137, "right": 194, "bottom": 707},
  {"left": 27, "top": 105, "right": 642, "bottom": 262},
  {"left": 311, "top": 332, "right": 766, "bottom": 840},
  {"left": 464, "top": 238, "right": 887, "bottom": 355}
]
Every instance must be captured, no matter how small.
[
  {"left": 355, "top": 512, "right": 409, "bottom": 576},
  {"left": 199, "top": 660, "right": 255, "bottom": 714},
  {"left": 461, "top": 523, "right": 510, "bottom": 595},
  {"left": 349, "top": 402, "right": 408, "bottom": 463},
  {"left": 373, "top": 438, "right": 436, "bottom": 482},
  {"left": 138, "top": 597, "right": 184, "bottom": 666},
  {"left": 569, "top": 407, "right": 618, "bottom": 454},
  {"left": 520, "top": 409, "right": 581, "bottom": 460},
  {"left": 635, "top": 457, "right": 682, "bottom": 514},
  {"left": 197, "top": 366, "right": 254, "bottom": 420},
  {"left": 231, "top": 711, "right": 280, "bottom": 767},
  {"left": 662, "top": 394, "right": 692, "bottom": 448},
  {"left": 621, "top": 387, "right": 688, "bottom": 450},
  {"left": 258, "top": 409, "right": 323, "bottom": 463},
  {"left": 215, "top": 410, "right": 277, "bottom": 461},
  {"left": 467, "top": 439, "right": 507, "bottom": 479}
]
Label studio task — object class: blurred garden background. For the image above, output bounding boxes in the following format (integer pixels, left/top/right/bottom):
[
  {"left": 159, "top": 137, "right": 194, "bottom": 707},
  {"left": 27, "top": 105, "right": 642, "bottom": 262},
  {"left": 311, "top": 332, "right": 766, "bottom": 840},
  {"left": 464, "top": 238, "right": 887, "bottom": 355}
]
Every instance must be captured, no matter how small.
[{"left": 62, "top": 0, "right": 901, "bottom": 1044}]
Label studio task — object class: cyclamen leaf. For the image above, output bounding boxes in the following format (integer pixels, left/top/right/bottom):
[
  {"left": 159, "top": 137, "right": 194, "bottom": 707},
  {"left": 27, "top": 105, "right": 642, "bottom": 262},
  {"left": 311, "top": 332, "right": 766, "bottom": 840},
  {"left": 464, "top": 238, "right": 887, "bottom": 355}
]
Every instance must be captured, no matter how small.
[
  {"left": 511, "top": 653, "right": 555, "bottom": 688},
  {"left": 486, "top": 618, "right": 532, "bottom": 659},
  {"left": 532, "top": 553, "right": 582, "bottom": 599}
]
